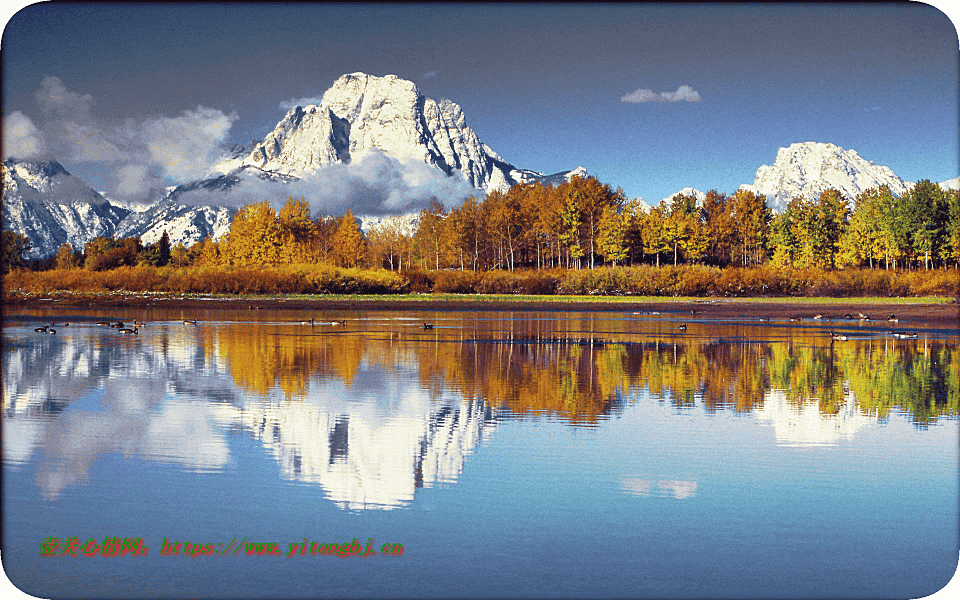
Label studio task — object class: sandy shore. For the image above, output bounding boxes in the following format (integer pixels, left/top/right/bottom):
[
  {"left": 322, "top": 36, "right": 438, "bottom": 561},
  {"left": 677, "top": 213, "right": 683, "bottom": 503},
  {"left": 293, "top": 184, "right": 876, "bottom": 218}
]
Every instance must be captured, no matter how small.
[{"left": 5, "top": 294, "right": 958, "bottom": 327}]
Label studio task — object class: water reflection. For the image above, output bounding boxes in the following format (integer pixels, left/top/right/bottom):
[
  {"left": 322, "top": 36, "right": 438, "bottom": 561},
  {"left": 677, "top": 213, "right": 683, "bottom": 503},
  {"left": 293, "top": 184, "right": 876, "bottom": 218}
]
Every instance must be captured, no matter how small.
[
  {"left": 3, "top": 310, "right": 957, "bottom": 506},
  {"left": 620, "top": 477, "right": 698, "bottom": 499}
]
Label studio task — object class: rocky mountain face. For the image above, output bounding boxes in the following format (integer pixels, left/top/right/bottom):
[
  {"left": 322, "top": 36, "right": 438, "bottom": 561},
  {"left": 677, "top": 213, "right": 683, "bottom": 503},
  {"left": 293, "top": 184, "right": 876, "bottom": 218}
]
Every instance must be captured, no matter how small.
[
  {"left": 2, "top": 159, "right": 130, "bottom": 259},
  {"left": 663, "top": 142, "right": 937, "bottom": 214},
  {"left": 214, "top": 72, "right": 575, "bottom": 193},
  {"left": 739, "top": 142, "right": 911, "bottom": 213},
  {"left": 2, "top": 159, "right": 233, "bottom": 259}
]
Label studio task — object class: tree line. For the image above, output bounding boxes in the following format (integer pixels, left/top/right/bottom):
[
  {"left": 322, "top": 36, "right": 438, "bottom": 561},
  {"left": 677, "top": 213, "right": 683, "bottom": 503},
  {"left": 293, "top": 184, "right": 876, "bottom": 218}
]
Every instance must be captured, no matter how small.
[{"left": 3, "top": 175, "right": 959, "bottom": 276}]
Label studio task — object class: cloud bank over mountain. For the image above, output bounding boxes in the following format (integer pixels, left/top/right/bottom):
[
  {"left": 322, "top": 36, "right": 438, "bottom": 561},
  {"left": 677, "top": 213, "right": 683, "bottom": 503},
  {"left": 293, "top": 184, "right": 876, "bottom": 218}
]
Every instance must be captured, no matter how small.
[
  {"left": 174, "top": 149, "right": 479, "bottom": 218},
  {"left": 4, "top": 76, "right": 237, "bottom": 202}
]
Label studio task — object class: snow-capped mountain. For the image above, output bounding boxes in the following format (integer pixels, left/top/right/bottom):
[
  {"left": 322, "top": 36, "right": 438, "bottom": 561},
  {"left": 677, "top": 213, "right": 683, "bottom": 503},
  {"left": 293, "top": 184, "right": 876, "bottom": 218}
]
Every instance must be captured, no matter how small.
[
  {"left": 113, "top": 198, "right": 233, "bottom": 247},
  {"left": 3, "top": 73, "right": 587, "bottom": 258},
  {"left": 663, "top": 187, "right": 707, "bottom": 205},
  {"left": 740, "top": 142, "right": 911, "bottom": 213},
  {"left": 2, "top": 159, "right": 130, "bottom": 259},
  {"left": 212, "top": 73, "right": 580, "bottom": 194},
  {"left": 2, "top": 158, "right": 234, "bottom": 258},
  {"left": 938, "top": 176, "right": 959, "bottom": 191}
]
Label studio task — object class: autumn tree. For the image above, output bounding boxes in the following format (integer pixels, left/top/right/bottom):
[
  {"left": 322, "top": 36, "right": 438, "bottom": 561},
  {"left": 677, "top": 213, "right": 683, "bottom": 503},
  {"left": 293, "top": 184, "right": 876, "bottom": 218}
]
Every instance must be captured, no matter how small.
[
  {"left": 191, "top": 237, "right": 224, "bottom": 266},
  {"left": 278, "top": 197, "right": 321, "bottom": 264},
  {"left": 813, "top": 189, "right": 850, "bottom": 268},
  {"left": 169, "top": 243, "right": 191, "bottom": 268},
  {"left": 487, "top": 186, "right": 532, "bottom": 271},
  {"left": 368, "top": 215, "right": 415, "bottom": 270},
  {"left": 85, "top": 236, "right": 141, "bottom": 271},
  {"left": 840, "top": 186, "right": 898, "bottom": 268},
  {"left": 54, "top": 243, "right": 81, "bottom": 270},
  {"left": 643, "top": 203, "right": 671, "bottom": 267},
  {"left": 225, "top": 201, "right": 281, "bottom": 265},
  {"left": 622, "top": 199, "right": 648, "bottom": 265},
  {"left": 945, "top": 188, "right": 960, "bottom": 268},
  {"left": 664, "top": 193, "right": 706, "bottom": 266},
  {"left": 700, "top": 190, "right": 734, "bottom": 266},
  {"left": 896, "top": 180, "right": 948, "bottom": 269},
  {"left": 560, "top": 176, "right": 626, "bottom": 269},
  {"left": 597, "top": 204, "right": 628, "bottom": 266},
  {"left": 2, "top": 231, "right": 31, "bottom": 273},
  {"left": 447, "top": 196, "right": 485, "bottom": 270},
  {"left": 727, "top": 189, "right": 771, "bottom": 266},
  {"left": 771, "top": 190, "right": 848, "bottom": 268},
  {"left": 331, "top": 209, "right": 367, "bottom": 268},
  {"left": 770, "top": 208, "right": 800, "bottom": 267},
  {"left": 414, "top": 199, "right": 450, "bottom": 270}
]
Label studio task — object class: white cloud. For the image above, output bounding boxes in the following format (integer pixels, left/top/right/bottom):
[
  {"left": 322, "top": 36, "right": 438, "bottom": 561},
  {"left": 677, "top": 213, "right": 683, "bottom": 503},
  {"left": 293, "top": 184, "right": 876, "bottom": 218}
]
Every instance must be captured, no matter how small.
[
  {"left": 176, "top": 149, "right": 476, "bottom": 218},
  {"left": 141, "top": 106, "right": 237, "bottom": 181},
  {"left": 113, "top": 163, "right": 163, "bottom": 198},
  {"left": 2, "top": 110, "right": 45, "bottom": 158},
  {"left": 279, "top": 96, "right": 325, "bottom": 111},
  {"left": 6, "top": 76, "right": 239, "bottom": 200},
  {"left": 35, "top": 75, "right": 96, "bottom": 120},
  {"left": 621, "top": 85, "right": 701, "bottom": 104}
]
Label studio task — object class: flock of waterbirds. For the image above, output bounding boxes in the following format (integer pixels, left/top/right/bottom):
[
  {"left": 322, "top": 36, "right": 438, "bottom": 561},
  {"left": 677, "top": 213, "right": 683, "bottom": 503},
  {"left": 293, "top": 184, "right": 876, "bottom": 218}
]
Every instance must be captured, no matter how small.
[
  {"left": 631, "top": 309, "right": 919, "bottom": 342},
  {"left": 29, "top": 310, "right": 920, "bottom": 342},
  {"left": 30, "top": 316, "right": 438, "bottom": 334}
]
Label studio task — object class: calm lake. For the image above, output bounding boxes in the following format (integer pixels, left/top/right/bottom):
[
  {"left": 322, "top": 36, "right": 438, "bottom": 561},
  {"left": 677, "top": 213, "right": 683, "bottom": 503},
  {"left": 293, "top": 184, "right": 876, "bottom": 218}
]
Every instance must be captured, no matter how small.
[{"left": 3, "top": 305, "right": 958, "bottom": 599}]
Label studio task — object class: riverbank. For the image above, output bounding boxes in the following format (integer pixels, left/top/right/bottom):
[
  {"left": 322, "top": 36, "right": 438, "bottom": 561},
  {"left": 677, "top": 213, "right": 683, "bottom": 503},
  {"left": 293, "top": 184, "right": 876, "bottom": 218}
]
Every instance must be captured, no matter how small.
[{"left": 4, "top": 292, "right": 957, "bottom": 326}]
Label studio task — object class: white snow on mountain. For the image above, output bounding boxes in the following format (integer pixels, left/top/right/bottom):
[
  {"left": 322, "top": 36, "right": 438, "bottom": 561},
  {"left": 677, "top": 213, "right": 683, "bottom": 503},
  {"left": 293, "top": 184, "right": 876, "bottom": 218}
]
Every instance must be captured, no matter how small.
[
  {"left": 662, "top": 187, "right": 707, "bottom": 205},
  {"left": 2, "top": 158, "right": 232, "bottom": 258},
  {"left": 114, "top": 199, "right": 233, "bottom": 247},
  {"left": 2, "top": 159, "right": 130, "bottom": 259},
  {"left": 740, "top": 142, "right": 911, "bottom": 213},
  {"left": 938, "top": 176, "right": 959, "bottom": 190},
  {"left": 213, "top": 73, "right": 579, "bottom": 195}
]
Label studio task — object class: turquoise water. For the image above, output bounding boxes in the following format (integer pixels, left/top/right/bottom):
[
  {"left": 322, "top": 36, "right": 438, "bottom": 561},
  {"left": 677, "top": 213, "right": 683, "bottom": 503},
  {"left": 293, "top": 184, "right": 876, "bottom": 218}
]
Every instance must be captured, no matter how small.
[{"left": 3, "top": 307, "right": 958, "bottom": 598}]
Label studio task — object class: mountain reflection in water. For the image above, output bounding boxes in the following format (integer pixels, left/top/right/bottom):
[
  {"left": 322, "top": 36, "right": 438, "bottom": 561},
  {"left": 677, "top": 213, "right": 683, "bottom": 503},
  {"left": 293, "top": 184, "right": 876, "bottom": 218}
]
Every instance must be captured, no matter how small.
[{"left": 3, "top": 309, "right": 957, "bottom": 507}]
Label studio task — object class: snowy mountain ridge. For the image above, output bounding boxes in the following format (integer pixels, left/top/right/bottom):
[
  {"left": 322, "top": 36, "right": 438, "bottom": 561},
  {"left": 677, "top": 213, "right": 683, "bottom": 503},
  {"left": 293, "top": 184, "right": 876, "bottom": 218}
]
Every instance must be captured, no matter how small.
[
  {"left": 212, "top": 73, "right": 576, "bottom": 194},
  {"left": 2, "top": 159, "right": 130, "bottom": 259},
  {"left": 2, "top": 159, "right": 233, "bottom": 259},
  {"left": 739, "top": 141, "right": 911, "bottom": 213}
]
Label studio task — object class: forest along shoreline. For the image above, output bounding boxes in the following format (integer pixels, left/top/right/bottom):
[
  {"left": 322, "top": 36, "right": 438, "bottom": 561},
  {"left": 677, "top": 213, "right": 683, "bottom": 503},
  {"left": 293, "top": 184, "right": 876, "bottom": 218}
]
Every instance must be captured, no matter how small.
[{"left": 4, "top": 295, "right": 958, "bottom": 329}]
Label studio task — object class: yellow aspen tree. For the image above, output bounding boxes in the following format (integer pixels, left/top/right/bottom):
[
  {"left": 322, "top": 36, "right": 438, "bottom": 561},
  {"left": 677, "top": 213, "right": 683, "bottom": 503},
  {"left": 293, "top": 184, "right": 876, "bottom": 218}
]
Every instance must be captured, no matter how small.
[
  {"left": 226, "top": 201, "right": 281, "bottom": 265},
  {"left": 332, "top": 209, "right": 367, "bottom": 268},
  {"left": 278, "top": 196, "right": 319, "bottom": 264}
]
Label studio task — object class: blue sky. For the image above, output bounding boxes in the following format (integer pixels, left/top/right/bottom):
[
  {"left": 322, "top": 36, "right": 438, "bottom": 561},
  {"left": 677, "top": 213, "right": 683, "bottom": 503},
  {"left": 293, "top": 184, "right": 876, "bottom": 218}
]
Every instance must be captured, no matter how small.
[{"left": 2, "top": 2, "right": 958, "bottom": 206}]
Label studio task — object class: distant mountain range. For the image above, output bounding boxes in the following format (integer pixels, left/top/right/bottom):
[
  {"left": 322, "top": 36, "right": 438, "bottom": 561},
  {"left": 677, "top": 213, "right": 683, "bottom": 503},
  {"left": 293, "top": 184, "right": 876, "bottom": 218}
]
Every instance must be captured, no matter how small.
[
  {"left": 2, "top": 73, "right": 956, "bottom": 259},
  {"left": 661, "top": 142, "right": 938, "bottom": 213}
]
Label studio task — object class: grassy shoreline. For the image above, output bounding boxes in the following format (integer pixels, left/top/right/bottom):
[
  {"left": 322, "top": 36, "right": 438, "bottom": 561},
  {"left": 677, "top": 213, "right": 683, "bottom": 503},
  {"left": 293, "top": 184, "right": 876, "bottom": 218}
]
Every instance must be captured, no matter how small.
[
  {"left": 4, "top": 289, "right": 957, "bottom": 326},
  {"left": 4, "top": 289, "right": 956, "bottom": 304}
]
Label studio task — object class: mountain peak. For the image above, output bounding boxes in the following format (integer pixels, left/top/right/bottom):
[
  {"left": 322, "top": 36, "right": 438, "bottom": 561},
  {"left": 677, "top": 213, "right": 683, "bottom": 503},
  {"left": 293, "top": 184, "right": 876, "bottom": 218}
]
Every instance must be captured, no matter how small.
[
  {"left": 214, "top": 72, "right": 580, "bottom": 194},
  {"left": 745, "top": 141, "right": 909, "bottom": 212}
]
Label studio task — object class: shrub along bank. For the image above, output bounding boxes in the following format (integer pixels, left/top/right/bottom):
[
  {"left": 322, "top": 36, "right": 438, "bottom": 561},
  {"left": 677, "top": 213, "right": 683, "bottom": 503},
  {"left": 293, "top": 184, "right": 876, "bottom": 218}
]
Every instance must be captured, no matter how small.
[{"left": 4, "top": 264, "right": 958, "bottom": 299}]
